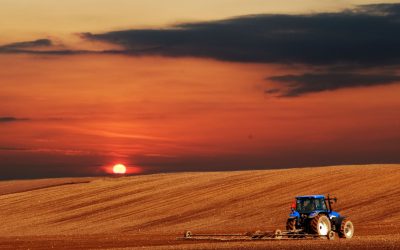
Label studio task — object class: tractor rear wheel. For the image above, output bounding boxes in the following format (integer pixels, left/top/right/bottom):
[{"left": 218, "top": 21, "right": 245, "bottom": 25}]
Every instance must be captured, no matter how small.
[
  {"left": 310, "top": 214, "right": 331, "bottom": 236},
  {"left": 286, "top": 218, "right": 296, "bottom": 231},
  {"left": 339, "top": 218, "right": 354, "bottom": 239}
]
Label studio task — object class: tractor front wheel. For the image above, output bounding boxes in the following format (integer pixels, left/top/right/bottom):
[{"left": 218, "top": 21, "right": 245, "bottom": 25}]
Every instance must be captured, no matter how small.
[
  {"left": 286, "top": 218, "right": 296, "bottom": 231},
  {"left": 310, "top": 214, "right": 331, "bottom": 236},
  {"left": 339, "top": 218, "right": 354, "bottom": 239}
]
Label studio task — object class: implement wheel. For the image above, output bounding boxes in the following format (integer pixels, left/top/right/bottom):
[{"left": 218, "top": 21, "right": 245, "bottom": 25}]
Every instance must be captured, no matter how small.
[
  {"left": 310, "top": 214, "right": 331, "bottom": 236},
  {"left": 274, "top": 229, "right": 282, "bottom": 239},
  {"left": 184, "top": 231, "right": 192, "bottom": 238},
  {"left": 327, "top": 230, "right": 336, "bottom": 240},
  {"left": 339, "top": 218, "right": 354, "bottom": 239},
  {"left": 286, "top": 218, "right": 296, "bottom": 231}
]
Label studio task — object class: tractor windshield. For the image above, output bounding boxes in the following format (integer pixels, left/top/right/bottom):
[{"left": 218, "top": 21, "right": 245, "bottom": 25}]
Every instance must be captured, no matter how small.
[{"left": 296, "top": 198, "right": 327, "bottom": 213}]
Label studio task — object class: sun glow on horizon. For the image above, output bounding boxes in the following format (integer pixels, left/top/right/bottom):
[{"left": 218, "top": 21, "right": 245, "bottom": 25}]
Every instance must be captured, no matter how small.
[{"left": 112, "top": 163, "right": 127, "bottom": 174}]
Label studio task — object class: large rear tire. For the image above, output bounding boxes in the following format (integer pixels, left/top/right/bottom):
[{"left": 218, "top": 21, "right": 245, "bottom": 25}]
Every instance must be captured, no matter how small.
[
  {"left": 339, "top": 218, "right": 354, "bottom": 239},
  {"left": 286, "top": 218, "right": 296, "bottom": 231},
  {"left": 310, "top": 214, "right": 331, "bottom": 236}
]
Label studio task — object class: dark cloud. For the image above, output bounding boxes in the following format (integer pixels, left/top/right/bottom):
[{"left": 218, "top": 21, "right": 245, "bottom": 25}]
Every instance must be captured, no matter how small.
[
  {"left": 0, "top": 39, "right": 52, "bottom": 52},
  {"left": 2, "top": 4, "right": 400, "bottom": 97},
  {"left": 264, "top": 88, "right": 281, "bottom": 94},
  {"left": 357, "top": 3, "right": 400, "bottom": 15},
  {"left": 268, "top": 72, "right": 400, "bottom": 97},
  {"left": 81, "top": 3, "right": 400, "bottom": 96},
  {"left": 0, "top": 117, "right": 30, "bottom": 123},
  {"left": 2, "top": 3, "right": 400, "bottom": 66},
  {"left": 0, "top": 38, "right": 122, "bottom": 55},
  {"left": 83, "top": 3, "right": 400, "bottom": 66}
]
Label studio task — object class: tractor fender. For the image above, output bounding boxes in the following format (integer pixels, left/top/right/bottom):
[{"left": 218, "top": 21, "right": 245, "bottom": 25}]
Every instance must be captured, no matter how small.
[
  {"left": 328, "top": 211, "right": 341, "bottom": 219},
  {"left": 289, "top": 210, "right": 300, "bottom": 218}
]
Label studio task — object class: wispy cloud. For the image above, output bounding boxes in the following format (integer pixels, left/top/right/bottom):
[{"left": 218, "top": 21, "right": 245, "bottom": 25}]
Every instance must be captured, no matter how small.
[
  {"left": 60, "top": 126, "right": 169, "bottom": 141},
  {"left": 0, "top": 146, "right": 29, "bottom": 151},
  {"left": 0, "top": 117, "right": 30, "bottom": 123},
  {"left": 0, "top": 39, "right": 52, "bottom": 51},
  {"left": 0, "top": 38, "right": 131, "bottom": 55},
  {"left": 268, "top": 72, "right": 400, "bottom": 97}
]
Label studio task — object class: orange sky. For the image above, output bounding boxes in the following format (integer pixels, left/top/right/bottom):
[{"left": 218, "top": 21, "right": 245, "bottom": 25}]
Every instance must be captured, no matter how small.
[
  {"left": 1, "top": 54, "right": 399, "bottom": 178},
  {"left": 1, "top": 1, "right": 400, "bottom": 179}
]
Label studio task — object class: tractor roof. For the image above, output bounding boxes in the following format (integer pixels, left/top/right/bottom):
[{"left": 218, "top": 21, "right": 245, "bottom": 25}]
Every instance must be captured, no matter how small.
[{"left": 296, "top": 195, "right": 325, "bottom": 199}]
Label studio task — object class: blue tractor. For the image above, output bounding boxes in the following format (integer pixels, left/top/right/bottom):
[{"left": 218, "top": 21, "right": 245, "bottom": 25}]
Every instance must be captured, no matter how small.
[{"left": 286, "top": 195, "right": 354, "bottom": 239}]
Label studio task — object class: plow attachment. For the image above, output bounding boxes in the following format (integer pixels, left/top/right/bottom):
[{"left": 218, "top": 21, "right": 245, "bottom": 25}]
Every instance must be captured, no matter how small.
[{"left": 179, "top": 229, "right": 336, "bottom": 241}]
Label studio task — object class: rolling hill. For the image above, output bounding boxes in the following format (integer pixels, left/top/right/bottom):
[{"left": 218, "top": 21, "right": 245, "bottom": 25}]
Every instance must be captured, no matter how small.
[{"left": 0, "top": 164, "right": 399, "bottom": 249}]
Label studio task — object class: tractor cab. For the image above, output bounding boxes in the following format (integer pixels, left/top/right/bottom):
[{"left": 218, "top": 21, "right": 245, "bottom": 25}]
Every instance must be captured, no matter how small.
[
  {"left": 290, "top": 195, "right": 340, "bottom": 218},
  {"left": 296, "top": 195, "right": 328, "bottom": 213}
]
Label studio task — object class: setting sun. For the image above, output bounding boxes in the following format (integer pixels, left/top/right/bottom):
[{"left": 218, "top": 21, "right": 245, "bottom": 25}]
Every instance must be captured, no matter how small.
[{"left": 113, "top": 164, "right": 127, "bottom": 174}]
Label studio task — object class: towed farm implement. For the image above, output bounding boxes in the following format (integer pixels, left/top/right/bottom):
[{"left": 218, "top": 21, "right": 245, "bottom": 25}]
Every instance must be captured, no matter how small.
[{"left": 180, "top": 194, "right": 354, "bottom": 241}]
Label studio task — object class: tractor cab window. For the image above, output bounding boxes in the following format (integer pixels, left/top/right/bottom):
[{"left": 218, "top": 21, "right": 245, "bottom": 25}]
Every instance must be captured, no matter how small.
[
  {"left": 296, "top": 198, "right": 315, "bottom": 213},
  {"left": 296, "top": 198, "right": 327, "bottom": 213},
  {"left": 315, "top": 198, "right": 327, "bottom": 210}
]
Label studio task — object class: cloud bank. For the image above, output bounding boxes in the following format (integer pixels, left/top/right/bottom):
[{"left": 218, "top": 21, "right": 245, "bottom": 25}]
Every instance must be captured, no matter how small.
[
  {"left": 82, "top": 3, "right": 400, "bottom": 96},
  {"left": 2, "top": 3, "right": 400, "bottom": 96},
  {"left": 83, "top": 3, "right": 400, "bottom": 66}
]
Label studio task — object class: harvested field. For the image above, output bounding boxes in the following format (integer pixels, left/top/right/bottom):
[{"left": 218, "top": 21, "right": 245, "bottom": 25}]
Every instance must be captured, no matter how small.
[
  {"left": 0, "top": 164, "right": 399, "bottom": 249},
  {"left": 0, "top": 178, "right": 93, "bottom": 196}
]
